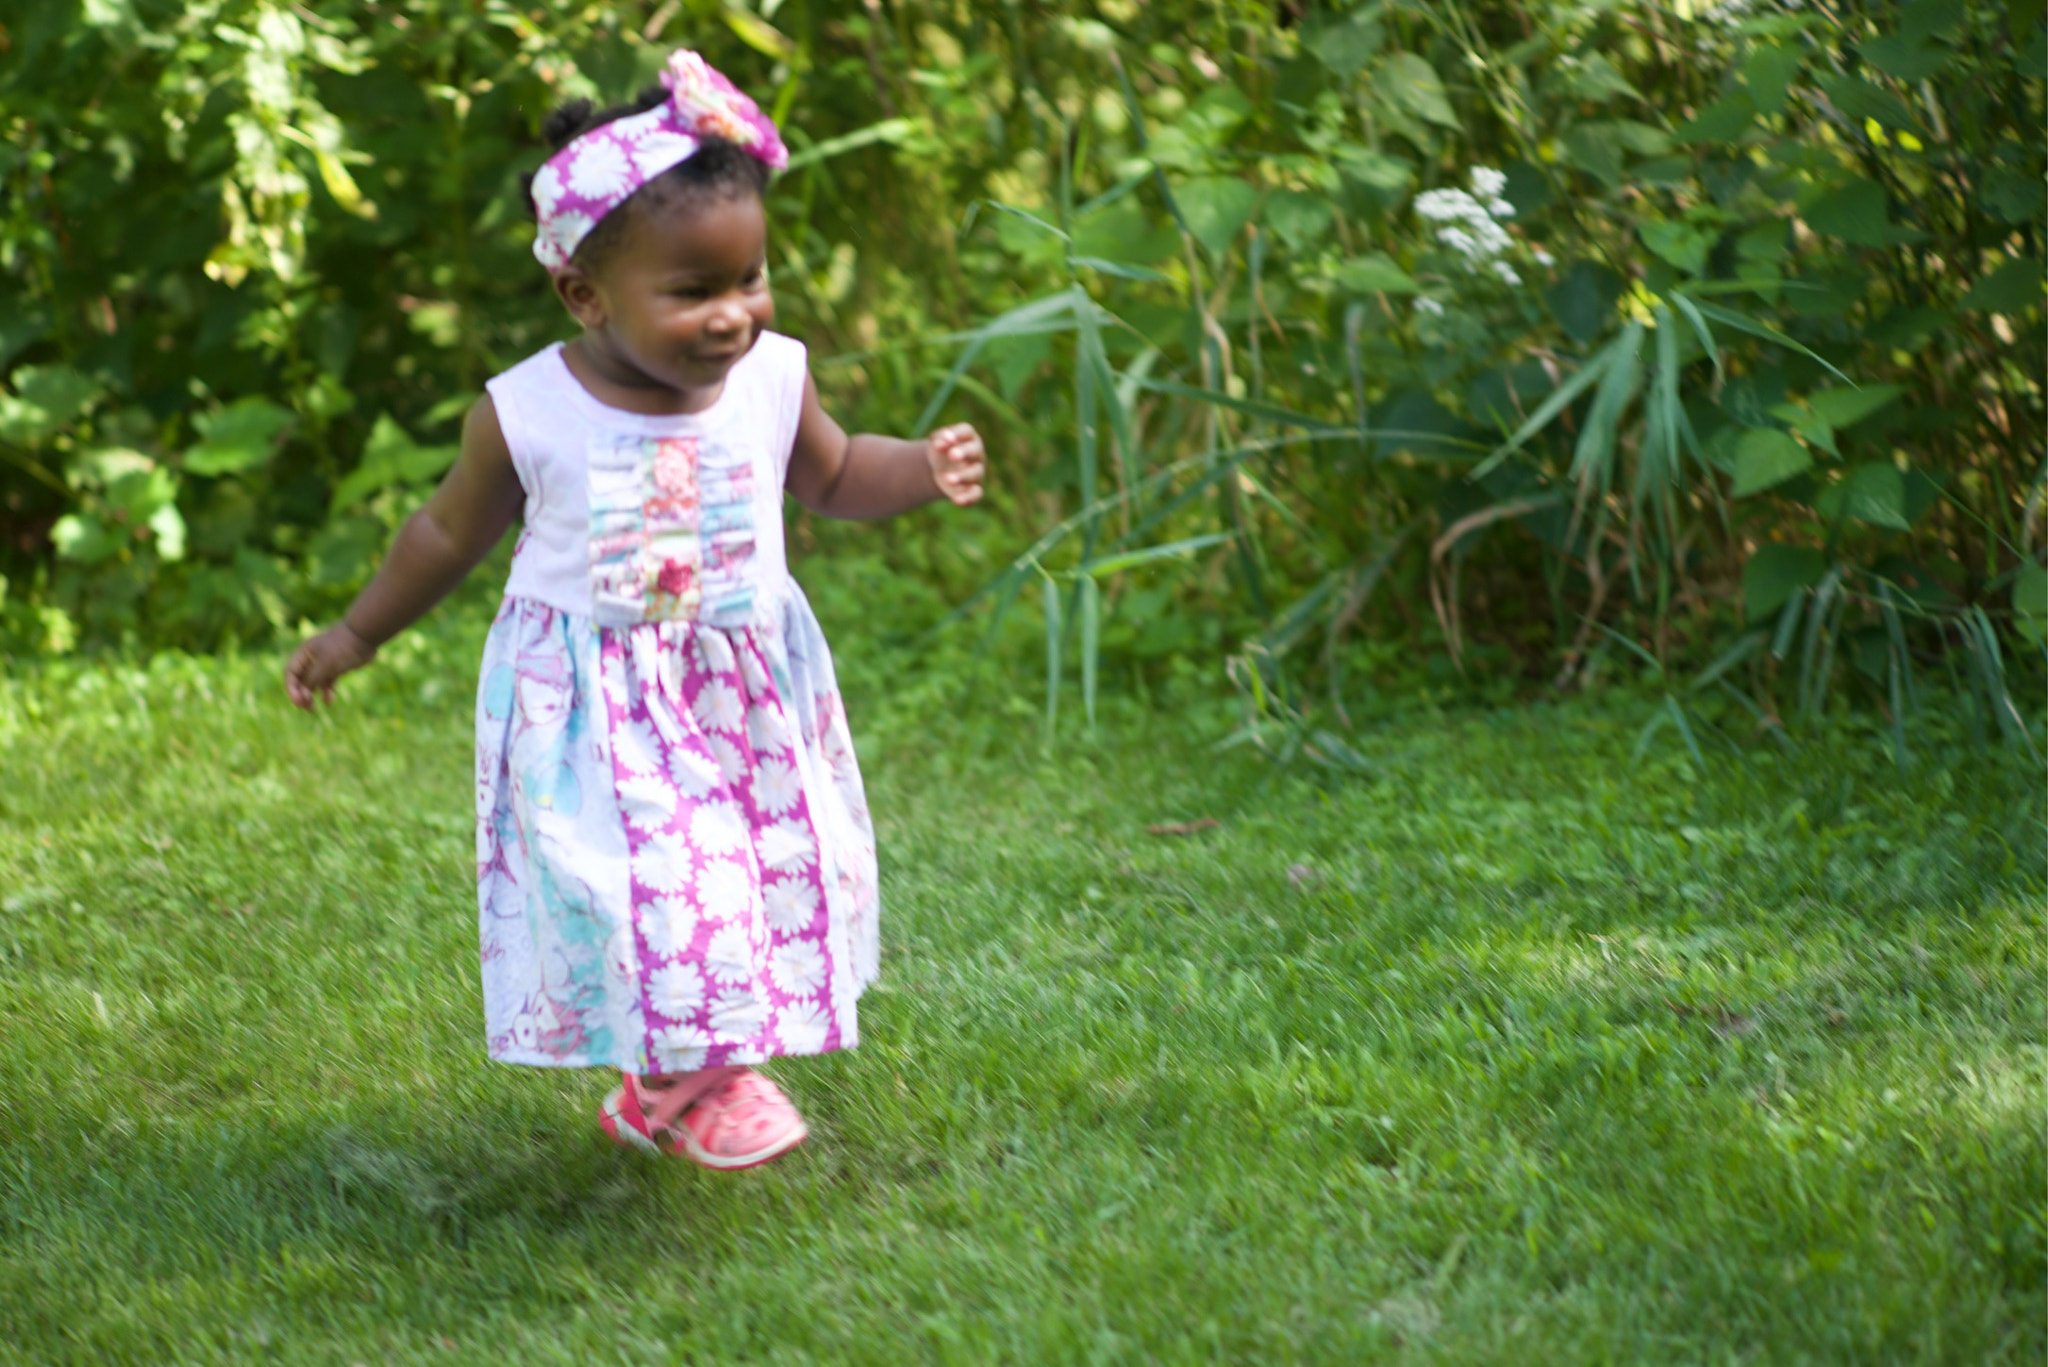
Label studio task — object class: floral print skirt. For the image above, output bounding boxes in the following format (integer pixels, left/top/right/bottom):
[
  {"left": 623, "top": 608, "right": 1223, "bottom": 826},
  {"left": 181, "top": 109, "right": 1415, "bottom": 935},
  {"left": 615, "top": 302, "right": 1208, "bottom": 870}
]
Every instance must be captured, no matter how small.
[{"left": 473, "top": 584, "right": 879, "bottom": 1073}]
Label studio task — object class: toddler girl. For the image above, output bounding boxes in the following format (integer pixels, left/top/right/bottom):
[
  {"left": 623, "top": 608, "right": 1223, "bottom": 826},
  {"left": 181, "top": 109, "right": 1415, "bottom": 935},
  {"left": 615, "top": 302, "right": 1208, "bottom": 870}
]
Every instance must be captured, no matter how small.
[{"left": 285, "top": 51, "right": 985, "bottom": 1170}]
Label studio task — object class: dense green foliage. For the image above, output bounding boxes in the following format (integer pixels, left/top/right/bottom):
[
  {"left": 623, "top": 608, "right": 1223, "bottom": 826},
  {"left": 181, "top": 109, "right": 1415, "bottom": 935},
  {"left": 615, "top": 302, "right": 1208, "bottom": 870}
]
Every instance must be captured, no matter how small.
[
  {"left": 1, "top": 0, "right": 2042, "bottom": 749},
  {"left": 1, "top": 631, "right": 2040, "bottom": 1360}
]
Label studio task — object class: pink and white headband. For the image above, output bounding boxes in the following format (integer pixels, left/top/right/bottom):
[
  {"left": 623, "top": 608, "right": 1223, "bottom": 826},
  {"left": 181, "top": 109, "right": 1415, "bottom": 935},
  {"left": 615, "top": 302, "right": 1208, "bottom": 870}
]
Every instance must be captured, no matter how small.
[{"left": 528, "top": 49, "right": 788, "bottom": 274}]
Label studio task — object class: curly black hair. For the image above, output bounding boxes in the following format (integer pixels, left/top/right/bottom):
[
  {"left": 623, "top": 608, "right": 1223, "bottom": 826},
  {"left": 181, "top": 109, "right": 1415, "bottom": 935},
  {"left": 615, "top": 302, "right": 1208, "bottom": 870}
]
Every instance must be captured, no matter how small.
[{"left": 521, "top": 84, "right": 772, "bottom": 274}]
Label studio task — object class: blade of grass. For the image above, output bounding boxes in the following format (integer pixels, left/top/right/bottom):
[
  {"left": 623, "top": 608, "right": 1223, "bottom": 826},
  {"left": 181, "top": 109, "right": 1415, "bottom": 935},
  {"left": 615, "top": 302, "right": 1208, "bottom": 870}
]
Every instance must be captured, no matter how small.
[
  {"left": 1042, "top": 572, "right": 1062, "bottom": 743},
  {"left": 1079, "top": 574, "right": 1100, "bottom": 736}
]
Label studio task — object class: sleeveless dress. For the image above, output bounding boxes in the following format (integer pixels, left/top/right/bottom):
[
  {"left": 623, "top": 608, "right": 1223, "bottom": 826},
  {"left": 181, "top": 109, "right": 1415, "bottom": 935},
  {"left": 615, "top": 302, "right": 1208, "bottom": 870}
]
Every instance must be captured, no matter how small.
[{"left": 473, "top": 334, "right": 879, "bottom": 1074}]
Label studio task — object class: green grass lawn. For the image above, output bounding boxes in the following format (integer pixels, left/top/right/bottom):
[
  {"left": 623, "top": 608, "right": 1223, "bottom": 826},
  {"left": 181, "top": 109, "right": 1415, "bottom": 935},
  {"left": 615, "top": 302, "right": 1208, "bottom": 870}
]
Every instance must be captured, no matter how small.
[{"left": 0, "top": 631, "right": 2041, "bottom": 1364}]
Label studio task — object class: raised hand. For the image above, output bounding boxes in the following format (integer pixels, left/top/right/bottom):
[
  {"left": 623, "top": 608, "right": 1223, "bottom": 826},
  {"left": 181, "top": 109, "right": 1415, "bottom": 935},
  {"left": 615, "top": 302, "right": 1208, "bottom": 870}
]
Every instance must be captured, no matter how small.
[{"left": 926, "top": 423, "right": 987, "bottom": 507}]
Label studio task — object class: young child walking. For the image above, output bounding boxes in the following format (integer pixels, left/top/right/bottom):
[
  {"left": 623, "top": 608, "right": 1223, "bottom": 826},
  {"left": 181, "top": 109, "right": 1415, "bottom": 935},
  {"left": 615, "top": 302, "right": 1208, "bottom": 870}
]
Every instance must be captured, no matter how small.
[{"left": 284, "top": 51, "right": 985, "bottom": 1170}]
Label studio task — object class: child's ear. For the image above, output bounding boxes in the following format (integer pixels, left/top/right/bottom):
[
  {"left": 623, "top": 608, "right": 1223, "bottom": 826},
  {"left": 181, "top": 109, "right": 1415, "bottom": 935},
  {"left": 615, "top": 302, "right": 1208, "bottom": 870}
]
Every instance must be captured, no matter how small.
[{"left": 553, "top": 267, "right": 607, "bottom": 328}]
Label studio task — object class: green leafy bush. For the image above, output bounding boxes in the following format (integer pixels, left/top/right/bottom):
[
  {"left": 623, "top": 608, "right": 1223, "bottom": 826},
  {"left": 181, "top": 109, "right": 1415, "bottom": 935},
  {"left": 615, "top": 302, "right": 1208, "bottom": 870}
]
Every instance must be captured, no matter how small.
[{"left": 0, "top": 0, "right": 2040, "bottom": 758}]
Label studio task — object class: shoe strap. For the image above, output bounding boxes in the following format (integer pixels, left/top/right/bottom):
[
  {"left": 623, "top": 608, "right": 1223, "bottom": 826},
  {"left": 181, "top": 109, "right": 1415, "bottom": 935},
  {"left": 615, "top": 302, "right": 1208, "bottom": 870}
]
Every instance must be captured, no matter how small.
[{"left": 637, "top": 1067, "right": 743, "bottom": 1133}]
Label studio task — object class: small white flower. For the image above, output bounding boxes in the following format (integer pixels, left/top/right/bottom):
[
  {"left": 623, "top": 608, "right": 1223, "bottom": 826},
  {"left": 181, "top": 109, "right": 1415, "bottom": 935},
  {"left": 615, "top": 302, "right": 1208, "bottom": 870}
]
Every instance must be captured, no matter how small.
[
  {"left": 704, "top": 921, "right": 758, "bottom": 986},
  {"left": 545, "top": 210, "right": 594, "bottom": 261},
  {"left": 567, "top": 137, "right": 633, "bottom": 199},
  {"left": 651, "top": 1022, "right": 709, "bottom": 1072},
  {"left": 689, "top": 799, "right": 747, "bottom": 857},
  {"left": 611, "top": 716, "right": 664, "bottom": 777},
  {"left": 1491, "top": 260, "right": 1523, "bottom": 286},
  {"left": 617, "top": 772, "right": 678, "bottom": 833},
  {"left": 631, "top": 833, "right": 691, "bottom": 894},
  {"left": 775, "top": 998, "right": 831, "bottom": 1053},
  {"left": 707, "top": 734, "right": 748, "bottom": 783},
  {"left": 1415, "top": 187, "right": 1481, "bottom": 223},
  {"left": 708, "top": 987, "right": 769, "bottom": 1042},
  {"left": 692, "top": 679, "right": 745, "bottom": 733},
  {"left": 643, "top": 895, "right": 699, "bottom": 957},
  {"left": 600, "top": 652, "right": 631, "bottom": 708},
  {"left": 746, "top": 703, "right": 788, "bottom": 752},
  {"left": 769, "top": 938, "right": 827, "bottom": 998},
  {"left": 754, "top": 756, "right": 802, "bottom": 816},
  {"left": 1414, "top": 297, "right": 1446, "bottom": 317},
  {"left": 1533, "top": 247, "right": 1556, "bottom": 267},
  {"left": 1470, "top": 166, "right": 1508, "bottom": 199},
  {"left": 763, "top": 875, "right": 821, "bottom": 935},
  {"left": 693, "top": 631, "right": 737, "bottom": 675},
  {"left": 649, "top": 962, "right": 707, "bottom": 1021},
  {"left": 697, "top": 857, "right": 760, "bottom": 923},
  {"left": 631, "top": 130, "right": 696, "bottom": 180},
  {"left": 758, "top": 818, "right": 816, "bottom": 873},
  {"left": 1439, "top": 226, "right": 1480, "bottom": 259},
  {"left": 530, "top": 162, "right": 568, "bottom": 218},
  {"left": 667, "top": 740, "right": 722, "bottom": 798}
]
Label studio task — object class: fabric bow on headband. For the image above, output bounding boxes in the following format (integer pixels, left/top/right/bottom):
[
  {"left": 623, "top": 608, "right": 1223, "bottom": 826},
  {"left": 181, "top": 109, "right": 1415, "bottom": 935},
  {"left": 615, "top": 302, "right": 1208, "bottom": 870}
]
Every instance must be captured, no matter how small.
[{"left": 529, "top": 50, "right": 788, "bottom": 274}]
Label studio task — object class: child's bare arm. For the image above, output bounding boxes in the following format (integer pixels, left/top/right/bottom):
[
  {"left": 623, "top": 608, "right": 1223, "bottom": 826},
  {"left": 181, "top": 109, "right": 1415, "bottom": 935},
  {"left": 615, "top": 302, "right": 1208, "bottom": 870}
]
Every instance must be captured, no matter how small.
[
  {"left": 785, "top": 373, "right": 985, "bottom": 520},
  {"left": 285, "top": 398, "right": 525, "bottom": 709}
]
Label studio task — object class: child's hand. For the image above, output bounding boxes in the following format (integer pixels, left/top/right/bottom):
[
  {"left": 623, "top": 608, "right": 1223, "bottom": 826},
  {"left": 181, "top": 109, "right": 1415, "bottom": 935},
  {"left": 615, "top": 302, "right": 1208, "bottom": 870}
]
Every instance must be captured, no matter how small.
[
  {"left": 285, "top": 623, "right": 378, "bottom": 711},
  {"left": 926, "top": 423, "right": 986, "bottom": 507}
]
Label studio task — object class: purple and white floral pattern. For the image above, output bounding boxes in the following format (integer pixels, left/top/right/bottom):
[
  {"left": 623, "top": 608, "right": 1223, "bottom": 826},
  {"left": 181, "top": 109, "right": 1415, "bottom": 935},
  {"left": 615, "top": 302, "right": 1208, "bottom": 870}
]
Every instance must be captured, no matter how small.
[
  {"left": 530, "top": 48, "right": 789, "bottom": 274},
  {"left": 475, "top": 590, "right": 880, "bottom": 1073}
]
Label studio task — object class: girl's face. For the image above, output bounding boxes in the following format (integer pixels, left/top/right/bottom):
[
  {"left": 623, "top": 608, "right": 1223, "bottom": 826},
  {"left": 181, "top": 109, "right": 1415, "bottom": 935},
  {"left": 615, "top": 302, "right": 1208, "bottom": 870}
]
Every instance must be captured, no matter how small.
[{"left": 557, "top": 192, "right": 774, "bottom": 399}]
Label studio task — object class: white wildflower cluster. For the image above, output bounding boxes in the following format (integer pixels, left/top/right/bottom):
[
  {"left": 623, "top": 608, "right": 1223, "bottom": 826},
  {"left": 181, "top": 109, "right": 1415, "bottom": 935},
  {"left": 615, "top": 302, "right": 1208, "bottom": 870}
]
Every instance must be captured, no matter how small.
[{"left": 1414, "top": 167, "right": 1522, "bottom": 286}]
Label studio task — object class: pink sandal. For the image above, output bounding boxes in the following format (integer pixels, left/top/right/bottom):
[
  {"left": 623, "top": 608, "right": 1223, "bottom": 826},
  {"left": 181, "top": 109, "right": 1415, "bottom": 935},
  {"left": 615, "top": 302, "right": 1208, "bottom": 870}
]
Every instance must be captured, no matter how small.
[{"left": 601, "top": 1067, "right": 808, "bottom": 1170}]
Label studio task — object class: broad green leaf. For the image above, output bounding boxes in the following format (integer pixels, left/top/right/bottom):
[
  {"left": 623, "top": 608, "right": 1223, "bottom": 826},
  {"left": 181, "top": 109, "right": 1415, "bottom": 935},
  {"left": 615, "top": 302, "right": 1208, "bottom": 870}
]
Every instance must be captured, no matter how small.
[
  {"left": 1309, "top": 13, "right": 1384, "bottom": 76},
  {"left": 2015, "top": 562, "right": 2048, "bottom": 645},
  {"left": 1806, "top": 384, "right": 1904, "bottom": 429},
  {"left": 7, "top": 364, "right": 99, "bottom": 440},
  {"left": 148, "top": 502, "right": 188, "bottom": 561},
  {"left": 1639, "top": 219, "right": 1711, "bottom": 274},
  {"left": 1959, "top": 256, "right": 2042, "bottom": 313},
  {"left": 1173, "top": 176, "right": 1259, "bottom": 258},
  {"left": 1560, "top": 123, "right": 1624, "bottom": 187},
  {"left": 331, "top": 414, "right": 458, "bottom": 511},
  {"left": 1674, "top": 92, "right": 1756, "bottom": 143},
  {"left": 1745, "top": 544, "right": 1827, "bottom": 619},
  {"left": 1900, "top": 0, "right": 1967, "bottom": 41},
  {"left": 1805, "top": 177, "right": 1921, "bottom": 247},
  {"left": 186, "top": 397, "right": 296, "bottom": 476},
  {"left": 1857, "top": 35, "right": 1948, "bottom": 82},
  {"left": 1815, "top": 75, "right": 1917, "bottom": 133},
  {"left": 1264, "top": 191, "right": 1334, "bottom": 250},
  {"left": 50, "top": 513, "right": 125, "bottom": 565},
  {"left": 1379, "top": 53, "right": 1459, "bottom": 130},
  {"left": 1334, "top": 146, "right": 1415, "bottom": 194},
  {"left": 0, "top": 311, "right": 50, "bottom": 371},
  {"left": 1545, "top": 262, "right": 1623, "bottom": 345},
  {"left": 1768, "top": 402, "right": 1837, "bottom": 456},
  {"left": 1816, "top": 462, "right": 1911, "bottom": 529},
  {"left": 1334, "top": 253, "right": 1419, "bottom": 296},
  {"left": 1982, "top": 166, "right": 2046, "bottom": 226},
  {"left": 1742, "top": 43, "right": 1803, "bottom": 112},
  {"left": 1731, "top": 428, "right": 1810, "bottom": 496}
]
